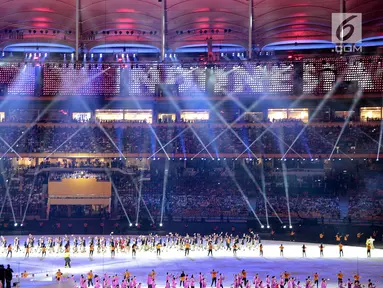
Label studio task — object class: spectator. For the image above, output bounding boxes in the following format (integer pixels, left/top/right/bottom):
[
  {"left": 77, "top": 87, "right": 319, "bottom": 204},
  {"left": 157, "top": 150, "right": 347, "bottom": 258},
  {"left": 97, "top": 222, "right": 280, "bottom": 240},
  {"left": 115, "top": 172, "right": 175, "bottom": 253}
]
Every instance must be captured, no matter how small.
[
  {"left": 0, "top": 265, "right": 5, "bottom": 287},
  {"left": 5, "top": 265, "right": 13, "bottom": 288}
]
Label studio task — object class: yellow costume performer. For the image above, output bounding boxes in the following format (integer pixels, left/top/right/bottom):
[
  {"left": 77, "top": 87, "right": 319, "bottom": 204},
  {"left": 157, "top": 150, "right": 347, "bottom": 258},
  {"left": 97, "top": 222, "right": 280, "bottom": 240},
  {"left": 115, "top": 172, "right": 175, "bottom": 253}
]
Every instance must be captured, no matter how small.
[{"left": 366, "top": 237, "right": 375, "bottom": 249}]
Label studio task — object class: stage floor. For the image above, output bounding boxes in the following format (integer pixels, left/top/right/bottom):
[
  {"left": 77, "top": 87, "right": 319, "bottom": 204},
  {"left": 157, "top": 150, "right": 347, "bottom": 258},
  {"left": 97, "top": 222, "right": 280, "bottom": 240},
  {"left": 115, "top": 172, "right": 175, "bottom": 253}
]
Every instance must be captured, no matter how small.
[{"left": 1, "top": 238, "right": 382, "bottom": 288}]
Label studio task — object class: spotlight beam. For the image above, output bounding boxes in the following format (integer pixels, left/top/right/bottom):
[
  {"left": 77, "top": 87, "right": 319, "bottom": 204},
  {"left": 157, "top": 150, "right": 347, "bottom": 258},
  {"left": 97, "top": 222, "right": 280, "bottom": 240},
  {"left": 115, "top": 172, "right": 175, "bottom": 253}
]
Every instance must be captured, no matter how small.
[
  {"left": 148, "top": 127, "right": 191, "bottom": 159},
  {"left": 328, "top": 89, "right": 363, "bottom": 160},
  {"left": 192, "top": 95, "right": 268, "bottom": 159},
  {"left": 224, "top": 94, "right": 304, "bottom": 160},
  {"left": 121, "top": 171, "right": 149, "bottom": 226},
  {"left": 241, "top": 162, "right": 283, "bottom": 223},
  {"left": 141, "top": 197, "right": 155, "bottom": 224},
  {"left": 276, "top": 125, "right": 292, "bottom": 228},
  {"left": 160, "top": 159, "right": 169, "bottom": 224},
  {"left": 103, "top": 167, "right": 132, "bottom": 224},
  {"left": 135, "top": 170, "right": 144, "bottom": 225},
  {"left": 359, "top": 130, "right": 380, "bottom": 145},
  {"left": 275, "top": 125, "right": 293, "bottom": 228},
  {"left": 1, "top": 66, "right": 111, "bottom": 158},
  {"left": 377, "top": 118, "right": 383, "bottom": 160},
  {"left": 148, "top": 126, "right": 170, "bottom": 160},
  {"left": 189, "top": 125, "right": 214, "bottom": 159},
  {"left": 280, "top": 158, "right": 292, "bottom": 228},
  {"left": 0, "top": 171, "right": 16, "bottom": 223},
  {"left": 87, "top": 121, "right": 132, "bottom": 224},
  {"left": 204, "top": 98, "right": 259, "bottom": 160},
  {"left": 234, "top": 124, "right": 303, "bottom": 160},
  {"left": 311, "top": 130, "right": 351, "bottom": 159},
  {"left": 192, "top": 79, "right": 310, "bottom": 160},
  {"left": 282, "top": 80, "right": 342, "bottom": 159},
  {"left": 0, "top": 137, "right": 22, "bottom": 159},
  {"left": 21, "top": 172, "right": 38, "bottom": 224},
  {"left": 0, "top": 64, "right": 34, "bottom": 111},
  {"left": 44, "top": 125, "right": 88, "bottom": 159},
  {"left": 95, "top": 122, "right": 125, "bottom": 158},
  {"left": 42, "top": 67, "right": 123, "bottom": 160},
  {"left": 225, "top": 163, "right": 263, "bottom": 226},
  {"left": 259, "top": 161, "right": 270, "bottom": 228},
  {"left": 155, "top": 86, "right": 221, "bottom": 160},
  {"left": 1, "top": 101, "right": 61, "bottom": 158}
]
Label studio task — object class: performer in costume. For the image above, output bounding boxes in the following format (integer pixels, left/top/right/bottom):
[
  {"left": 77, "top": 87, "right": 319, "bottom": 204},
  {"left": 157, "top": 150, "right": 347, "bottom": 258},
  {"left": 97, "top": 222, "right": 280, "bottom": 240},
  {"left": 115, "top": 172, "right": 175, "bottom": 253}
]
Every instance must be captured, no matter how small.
[
  {"left": 366, "top": 237, "right": 375, "bottom": 257},
  {"left": 366, "top": 237, "right": 375, "bottom": 249}
]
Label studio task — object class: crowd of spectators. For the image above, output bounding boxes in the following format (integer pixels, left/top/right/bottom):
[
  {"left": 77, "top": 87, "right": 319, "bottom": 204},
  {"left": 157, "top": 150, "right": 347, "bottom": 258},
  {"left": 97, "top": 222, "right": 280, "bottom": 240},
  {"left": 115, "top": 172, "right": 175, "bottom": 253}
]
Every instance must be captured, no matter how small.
[
  {"left": 0, "top": 157, "right": 383, "bottom": 222},
  {"left": 0, "top": 168, "right": 48, "bottom": 219},
  {"left": 115, "top": 177, "right": 249, "bottom": 221},
  {"left": 49, "top": 171, "right": 109, "bottom": 181},
  {"left": 348, "top": 195, "right": 383, "bottom": 221},
  {"left": 255, "top": 195, "right": 340, "bottom": 219},
  {"left": 113, "top": 176, "right": 341, "bottom": 221},
  {"left": 0, "top": 123, "right": 381, "bottom": 155}
]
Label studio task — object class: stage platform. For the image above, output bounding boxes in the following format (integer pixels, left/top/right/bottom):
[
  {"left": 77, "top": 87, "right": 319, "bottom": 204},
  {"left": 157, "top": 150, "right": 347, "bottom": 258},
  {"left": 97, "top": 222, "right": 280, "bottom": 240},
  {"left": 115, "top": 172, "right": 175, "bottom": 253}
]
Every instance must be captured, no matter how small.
[{"left": 0, "top": 237, "right": 382, "bottom": 288}]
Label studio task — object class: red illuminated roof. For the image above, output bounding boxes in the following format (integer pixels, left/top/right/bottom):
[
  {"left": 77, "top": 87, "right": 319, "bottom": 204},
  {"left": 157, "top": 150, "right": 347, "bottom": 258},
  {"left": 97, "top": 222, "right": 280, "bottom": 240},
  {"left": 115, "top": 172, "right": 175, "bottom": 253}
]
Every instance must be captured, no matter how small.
[{"left": 0, "top": 0, "right": 381, "bottom": 51}]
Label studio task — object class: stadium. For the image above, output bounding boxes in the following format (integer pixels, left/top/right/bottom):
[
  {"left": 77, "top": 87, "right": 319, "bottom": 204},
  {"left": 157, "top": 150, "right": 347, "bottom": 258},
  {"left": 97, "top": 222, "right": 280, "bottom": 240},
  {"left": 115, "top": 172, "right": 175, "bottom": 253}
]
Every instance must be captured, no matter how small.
[{"left": 0, "top": 0, "right": 382, "bottom": 287}]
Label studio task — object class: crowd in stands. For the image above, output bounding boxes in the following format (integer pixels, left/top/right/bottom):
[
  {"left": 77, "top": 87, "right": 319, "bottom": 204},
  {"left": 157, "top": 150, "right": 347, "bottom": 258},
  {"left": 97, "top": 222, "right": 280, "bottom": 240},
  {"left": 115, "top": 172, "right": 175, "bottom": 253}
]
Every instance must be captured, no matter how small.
[
  {"left": 0, "top": 168, "right": 48, "bottom": 220},
  {"left": 348, "top": 195, "right": 383, "bottom": 221},
  {"left": 49, "top": 171, "right": 109, "bottom": 181},
  {"left": 38, "top": 158, "right": 129, "bottom": 170},
  {"left": 115, "top": 177, "right": 249, "bottom": 221},
  {"left": 0, "top": 123, "right": 381, "bottom": 155},
  {"left": 1, "top": 157, "right": 383, "bottom": 222},
  {"left": 256, "top": 195, "right": 340, "bottom": 219}
]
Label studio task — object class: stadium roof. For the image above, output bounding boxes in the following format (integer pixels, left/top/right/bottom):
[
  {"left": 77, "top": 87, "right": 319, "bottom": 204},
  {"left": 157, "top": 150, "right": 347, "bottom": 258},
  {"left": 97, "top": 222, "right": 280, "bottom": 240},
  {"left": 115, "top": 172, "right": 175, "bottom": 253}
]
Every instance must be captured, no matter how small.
[{"left": 0, "top": 0, "right": 382, "bottom": 53}]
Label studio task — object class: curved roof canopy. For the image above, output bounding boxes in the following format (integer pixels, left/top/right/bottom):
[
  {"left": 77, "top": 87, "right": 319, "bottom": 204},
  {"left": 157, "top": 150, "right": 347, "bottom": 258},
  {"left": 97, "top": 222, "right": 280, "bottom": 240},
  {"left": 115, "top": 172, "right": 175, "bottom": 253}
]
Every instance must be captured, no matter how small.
[{"left": 0, "top": 0, "right": 381, "bottom": 52}]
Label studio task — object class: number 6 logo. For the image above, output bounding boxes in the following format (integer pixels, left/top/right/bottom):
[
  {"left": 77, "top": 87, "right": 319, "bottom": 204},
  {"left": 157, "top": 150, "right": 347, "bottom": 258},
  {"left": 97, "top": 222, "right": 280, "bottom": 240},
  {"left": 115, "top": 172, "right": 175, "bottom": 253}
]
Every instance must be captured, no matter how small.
[
  {"left": 336, "top": 15, "right": 357, "bottom": 42},
  {"left": 332, "top": 13, "right": 362, "bottom": 44}
]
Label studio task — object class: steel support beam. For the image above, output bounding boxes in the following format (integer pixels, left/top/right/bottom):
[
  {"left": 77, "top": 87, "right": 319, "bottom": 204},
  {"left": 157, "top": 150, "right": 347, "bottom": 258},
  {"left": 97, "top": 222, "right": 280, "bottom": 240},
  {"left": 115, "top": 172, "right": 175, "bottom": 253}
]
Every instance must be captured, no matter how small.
[
  {"left": 161, "top": 0, "right": 167, "bottom": 61},
  {"left": 248, "top": 0, "right": 253, "bottom": 59},
  {"left": 75, "top": 0, "right": 80, "bottom": 61}
]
